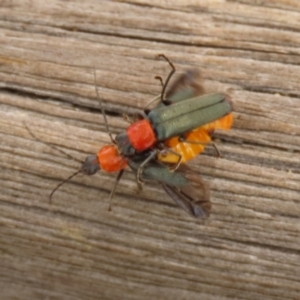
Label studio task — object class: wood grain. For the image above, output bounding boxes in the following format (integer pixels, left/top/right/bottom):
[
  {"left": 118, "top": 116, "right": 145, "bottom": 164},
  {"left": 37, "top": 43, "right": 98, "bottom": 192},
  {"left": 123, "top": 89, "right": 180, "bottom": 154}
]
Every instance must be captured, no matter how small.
[{"left": 1, "top": 1, "right": 300, "bottom": 299}]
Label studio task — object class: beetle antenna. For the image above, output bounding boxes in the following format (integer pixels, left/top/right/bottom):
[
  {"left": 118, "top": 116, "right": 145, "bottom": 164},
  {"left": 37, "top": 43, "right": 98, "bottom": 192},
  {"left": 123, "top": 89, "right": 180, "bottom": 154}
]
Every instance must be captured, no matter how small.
[
  {"left": 24, "top": 122, "right": 82, "bottom": 164},
  {"left": 49, "top": 170, "right": 81, "bottom": 203},
  {"left": 107, "top": 169, "right": 124, "bottom": 211},
  {"left": 143, "top": 94, "right": 161, "bottom": 110},
  {"left": 93, "top": 68, "right": 115, "bottom": 144},
  {"left": 24, "top": 122, "right": 86, "bottom": 203}
]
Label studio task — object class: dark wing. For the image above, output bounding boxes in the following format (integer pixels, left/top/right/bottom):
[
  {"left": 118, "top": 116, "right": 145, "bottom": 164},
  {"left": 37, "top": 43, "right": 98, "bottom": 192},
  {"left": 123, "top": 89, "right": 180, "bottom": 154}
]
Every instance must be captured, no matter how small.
[
  {"left": 162, "top": 164, "right": 211, "bottom": 218},
  {"left": 166, "top": 69, "right": 205, "bottom": 100},
  {"left": 128, "top": 154, "right": 211, "bottom": 218}
]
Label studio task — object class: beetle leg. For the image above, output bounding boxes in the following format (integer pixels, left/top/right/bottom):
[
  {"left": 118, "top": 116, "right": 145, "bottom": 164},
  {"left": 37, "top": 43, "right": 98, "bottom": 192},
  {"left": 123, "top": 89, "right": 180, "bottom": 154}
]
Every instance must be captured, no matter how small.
[
  {"left": 136, "top": 150, "right": 158, "bottom": 184},
  {"left": 166, "top": 149, "right": 182, "bottom": 172},
  {"left": 211, "top": 142, "right": 221, "bottom": 158},
  {"left": 159, "top": 144, "right": 182, "bottom": 172},
  {"left": 108, "top": 169, "right": 125, "bottom": 211},
  {"left": 157, "top": 54, "right": 176, "bottom": 103}
]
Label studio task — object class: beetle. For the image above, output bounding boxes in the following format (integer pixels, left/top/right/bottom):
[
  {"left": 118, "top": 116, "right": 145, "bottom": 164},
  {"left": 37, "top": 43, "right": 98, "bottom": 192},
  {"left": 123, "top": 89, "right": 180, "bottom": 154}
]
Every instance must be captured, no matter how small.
[
  {"left": 154, "top": 68, "right": 233, "bottom": 164},
  {"left": 43, "top": 146, "right": 211, "bottom": 218},
  {"left": 94, "top": 55, "right": 232, "bottom": 182},
  {"left": 42, "top": 55, "right": 232, "bottom": 204}
]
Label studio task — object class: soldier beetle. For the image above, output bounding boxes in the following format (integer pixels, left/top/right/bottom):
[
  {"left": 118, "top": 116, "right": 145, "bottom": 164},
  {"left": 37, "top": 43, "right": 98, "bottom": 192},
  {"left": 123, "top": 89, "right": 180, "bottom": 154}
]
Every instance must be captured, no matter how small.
[
  {"left": 94, "top": 54, "right": 232, "bottom": 183},
  {"left": 39, "top": 147, "right": 210, "bottom": 217},
  {"left": 32, "top": 55, "right": 232, "bottom": 214},
  {"left": 155, "top": 68, "right": 233, "bottom": 164},
  {"left": 26, "top": 121, "right": 211, "bottom": 217}
]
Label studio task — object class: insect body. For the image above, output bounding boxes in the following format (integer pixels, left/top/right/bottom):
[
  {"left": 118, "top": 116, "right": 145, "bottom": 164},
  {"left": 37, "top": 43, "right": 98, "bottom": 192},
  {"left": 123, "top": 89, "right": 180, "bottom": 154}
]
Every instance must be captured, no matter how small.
[
  {"left": 95, "top": 55, "right": 232, "bottom": 176},
  {"left": 114, "top": 92, "right": 232, "bottom": 157},
  {"left": 46, "top": 90, "right": 231, "bottom": 203},
  {"left": 159, "top": 114, "right": 233, "bottom": 163},
  {"left": 49, "top": 150, "right": 211, "bottom": 218},
  {"left": 46, "top": 55, "right": 232, "bottom": 214},
  {"left": 156, "top": 69, "right": 233, "bottom": 163},
  {"left": 128, "top": 155, "right": 211, "bottom": 218}
]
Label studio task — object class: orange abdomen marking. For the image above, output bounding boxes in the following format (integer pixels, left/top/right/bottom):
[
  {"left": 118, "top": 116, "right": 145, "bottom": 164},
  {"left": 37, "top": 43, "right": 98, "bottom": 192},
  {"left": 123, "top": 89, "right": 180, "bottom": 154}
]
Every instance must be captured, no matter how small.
[
  {"left": 127, "top": 119, "right": 157, "bottom": 151},
  {"left": 98, "top": 145, "right": 128, "bottom": 172},
  {"left": 159, "top": 113, "right": 233, "bottom": 163}
]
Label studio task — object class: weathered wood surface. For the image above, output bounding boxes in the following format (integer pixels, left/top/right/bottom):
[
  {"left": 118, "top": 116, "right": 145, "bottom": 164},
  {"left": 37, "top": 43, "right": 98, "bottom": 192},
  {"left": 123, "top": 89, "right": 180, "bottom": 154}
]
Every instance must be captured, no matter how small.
[{"left": 1, "top": 1, "right": 300, "bottom": 299}]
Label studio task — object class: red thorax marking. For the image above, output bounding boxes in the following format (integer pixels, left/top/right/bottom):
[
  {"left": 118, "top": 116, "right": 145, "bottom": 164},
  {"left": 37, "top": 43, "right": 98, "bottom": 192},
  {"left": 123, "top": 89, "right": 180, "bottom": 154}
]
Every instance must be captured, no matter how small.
[
  {"left": 127, "top": 119, "right": 157, "bottom": 151},
  {"left": 98, "top": 145, "right": 128, "bottom": 172}
]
